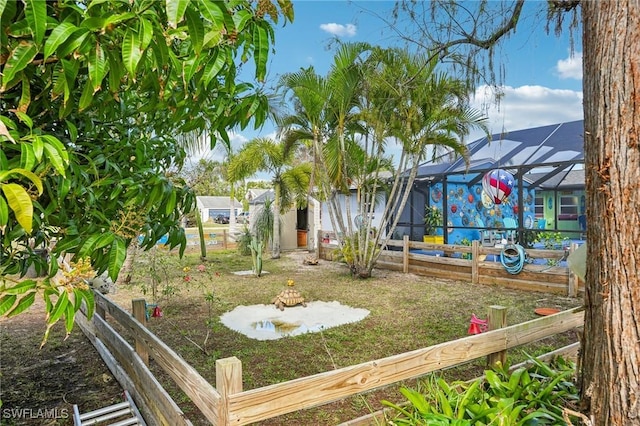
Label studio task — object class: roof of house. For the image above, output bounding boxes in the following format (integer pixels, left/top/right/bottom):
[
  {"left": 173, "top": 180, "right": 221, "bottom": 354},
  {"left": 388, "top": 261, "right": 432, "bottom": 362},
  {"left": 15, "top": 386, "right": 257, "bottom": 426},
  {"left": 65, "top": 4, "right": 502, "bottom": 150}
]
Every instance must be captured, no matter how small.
[
  {"left": 414, "top": 120, "right": 585, "bottom": 186},
  {"left": 196, "top": 196, "right": 242, "bottom": 209},
  {"left": 245, "top": 188, "right": 270, "bottom": 201},
  {"left": 248, "top": 189, "right": 274, "bottom": 205}
]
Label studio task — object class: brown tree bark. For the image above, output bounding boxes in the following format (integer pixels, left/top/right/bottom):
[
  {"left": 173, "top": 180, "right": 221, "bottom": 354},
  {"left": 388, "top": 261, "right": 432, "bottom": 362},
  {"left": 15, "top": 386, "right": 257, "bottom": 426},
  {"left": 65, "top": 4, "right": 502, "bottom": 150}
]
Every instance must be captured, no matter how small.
[{"left": 581, "top": 1, "right": 640, "bottom": 424}]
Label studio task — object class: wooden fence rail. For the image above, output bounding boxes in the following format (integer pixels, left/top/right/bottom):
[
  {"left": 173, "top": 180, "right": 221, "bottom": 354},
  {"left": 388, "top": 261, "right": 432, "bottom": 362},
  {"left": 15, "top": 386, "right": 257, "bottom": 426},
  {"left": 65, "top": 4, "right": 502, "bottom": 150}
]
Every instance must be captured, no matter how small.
[
  {"left": 318, "top": 235, "right": 582, "bottom": 297},
  {"left": 77, "top": 291, "right": 584, "bottom": 425}
]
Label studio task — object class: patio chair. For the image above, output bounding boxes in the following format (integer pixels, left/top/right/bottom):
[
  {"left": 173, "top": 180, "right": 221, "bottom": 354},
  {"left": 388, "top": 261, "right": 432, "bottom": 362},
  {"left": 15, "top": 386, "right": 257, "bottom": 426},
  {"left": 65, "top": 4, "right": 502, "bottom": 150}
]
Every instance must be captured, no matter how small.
[
  {"left": 502, "top": 217, "right": 517, "bottom": 244},
  {"left": 477, "top": 218, "right": 497, "bottom": 247}
]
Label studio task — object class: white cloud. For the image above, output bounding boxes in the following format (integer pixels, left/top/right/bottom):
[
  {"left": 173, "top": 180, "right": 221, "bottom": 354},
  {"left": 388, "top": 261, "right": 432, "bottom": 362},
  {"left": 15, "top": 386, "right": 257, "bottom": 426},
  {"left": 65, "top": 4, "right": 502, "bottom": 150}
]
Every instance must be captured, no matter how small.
[
  {"left": 185, "top": 132, "right": 250, "bottom": 165},
  {"left": 319, "top": 23, "right": 356, "bottom": 37},
  {"left": 467, "top": 85, "right": 584, "bottom": 141},
  {"left": 556, "top": 51, "right": 583, "bottom": 80}
]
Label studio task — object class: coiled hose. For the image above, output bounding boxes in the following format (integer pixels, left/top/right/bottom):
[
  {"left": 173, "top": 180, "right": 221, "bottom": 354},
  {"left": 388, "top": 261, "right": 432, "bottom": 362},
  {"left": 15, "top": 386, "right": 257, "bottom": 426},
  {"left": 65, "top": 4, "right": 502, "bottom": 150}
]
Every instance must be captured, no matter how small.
[{"left": 500, "top": 244, "right": 526, "bottom": 274}]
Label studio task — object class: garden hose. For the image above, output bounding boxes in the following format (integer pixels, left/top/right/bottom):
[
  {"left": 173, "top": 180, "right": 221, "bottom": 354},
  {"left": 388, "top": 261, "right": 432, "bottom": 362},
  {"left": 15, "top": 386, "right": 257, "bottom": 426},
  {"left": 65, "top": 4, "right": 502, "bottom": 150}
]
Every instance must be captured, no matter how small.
[{"left": 500, "top": 244, "right": 527, "bottom": 275}]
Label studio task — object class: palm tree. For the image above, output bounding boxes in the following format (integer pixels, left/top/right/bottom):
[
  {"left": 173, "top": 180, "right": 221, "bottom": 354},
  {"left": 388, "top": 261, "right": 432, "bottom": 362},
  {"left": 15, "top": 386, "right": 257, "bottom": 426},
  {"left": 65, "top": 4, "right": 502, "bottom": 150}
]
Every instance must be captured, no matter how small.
[
  {"left": 279, "top": 43, "right": 487, "bottom": 277},
  {"left": 227, "top": 138, "right": 311, "bottom": 259}
]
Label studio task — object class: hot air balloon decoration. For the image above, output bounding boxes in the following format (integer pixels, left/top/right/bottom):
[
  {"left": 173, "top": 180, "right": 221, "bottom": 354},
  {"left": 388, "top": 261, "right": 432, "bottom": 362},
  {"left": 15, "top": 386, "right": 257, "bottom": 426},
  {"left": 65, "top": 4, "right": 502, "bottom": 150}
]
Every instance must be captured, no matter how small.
[{"left": 482, "top": 169, "right": 515, "bottom": 205}]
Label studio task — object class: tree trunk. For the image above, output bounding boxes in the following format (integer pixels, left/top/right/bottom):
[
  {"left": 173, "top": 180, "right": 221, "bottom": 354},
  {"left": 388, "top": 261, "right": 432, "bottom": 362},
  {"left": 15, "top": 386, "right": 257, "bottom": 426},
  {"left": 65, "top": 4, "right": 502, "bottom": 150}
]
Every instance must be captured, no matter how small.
[
  {"left": 581, "top": 2, "right": 640, "bottom": 424},
  {"left": 272, "top": 183, "right": 281, "bottom": 259}
]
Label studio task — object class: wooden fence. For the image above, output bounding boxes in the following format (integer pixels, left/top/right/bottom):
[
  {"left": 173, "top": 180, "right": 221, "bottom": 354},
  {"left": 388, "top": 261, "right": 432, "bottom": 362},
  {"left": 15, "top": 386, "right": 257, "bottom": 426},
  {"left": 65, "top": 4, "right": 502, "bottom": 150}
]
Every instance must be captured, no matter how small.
[
  {"left": 318, "top": 235, "right": 582, "bottom": 297},
  {"left": 77, "top": 291, "right": 584, "bottom": 425}
]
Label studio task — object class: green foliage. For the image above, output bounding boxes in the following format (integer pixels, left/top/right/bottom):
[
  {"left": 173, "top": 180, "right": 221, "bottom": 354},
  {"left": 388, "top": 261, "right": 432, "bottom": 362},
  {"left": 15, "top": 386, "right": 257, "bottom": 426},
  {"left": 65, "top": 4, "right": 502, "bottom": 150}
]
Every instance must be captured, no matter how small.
[
  {"left": 383, "top": 356, "right": 582, "bottom": 425},
  {"left": 0, "top": 0, "right": 292, "bottom": 335},
  {"left": 536, "top": 232, "right": 570, "bottom": 250},
  {"left": 236, "top": 226, "right": 253, "bottom": 256},
  {"left": 424, "top": 206, "right": 444, "bottom": 236}
]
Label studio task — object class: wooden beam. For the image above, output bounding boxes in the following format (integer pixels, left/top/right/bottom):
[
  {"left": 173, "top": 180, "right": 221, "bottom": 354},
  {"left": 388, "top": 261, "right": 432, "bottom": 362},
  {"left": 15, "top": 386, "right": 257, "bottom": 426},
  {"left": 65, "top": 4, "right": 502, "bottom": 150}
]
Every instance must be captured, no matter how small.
[{"left": 131, "top": 299, "right": 149, "bottom": 366}]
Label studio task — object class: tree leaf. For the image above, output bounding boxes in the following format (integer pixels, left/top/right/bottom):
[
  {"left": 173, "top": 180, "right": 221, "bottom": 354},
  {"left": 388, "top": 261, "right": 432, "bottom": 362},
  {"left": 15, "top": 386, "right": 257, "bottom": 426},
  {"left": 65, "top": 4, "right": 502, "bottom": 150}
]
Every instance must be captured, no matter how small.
[
  {"left": 0, "top": 196, "right": 9, "bottom": 228},
  {"left": 44, "top": 22, "right": 78, "bottom": 60},
  {"left": 18, "top": 74, "right": 31, "bottom": 113},
  {"left": 1, "top": 280, "right": 37, "bottom": 295},
  {"left": 20, "top": 142, "right": 36, "bottom": 171},
  {"left": 202, "top": 50, "right": 226, "bottom": 87},
  {"left": 1, "top": 41, "right": 37, "bottom": 90},
  {"left": 166, "top": 0, "right": 190, "bottom": 28},
  {"left": 64, "top": 301, "right": 76, "bottom": 335},
  {"left": 32, "top": 134, "right": 44, "bottom": 161},
  {"left": 43, "top": 142, "right": 67, "bottom": 176},
  {"left": 24, "top": 0, "right": 46, "bottom": 46},
  {"left": 138, "top": 17, "right": 153, "bottom": 51},
  {"left": 40, "top": 135, "right": 70, "bottom": 164},
  {"left": 0, "top": 294, "right": 17, "bottom": 317},
  {"left": 1, "top": 183, "right": 34, "bottom": 233},
  {"left": 7, "top": 291, "right": 36, "bottom": 318},
  {"left": 78, "top": 78, "right": 94, "bottom": 111},
  {"left": 186, "top": 7, "right": 204, "bottom": 54},
  {"left": 88, "top": 41, "right": 108, "bottom": 93},
  {"left": 0, "top": 0, "right": 8, "bottom": 17},
  {"left": 252, "top": 23, "right": 269, "bottom": 82},
  {"left": 108, "top": 237, "right": 126, "bottom": 282},
  {"left": 47, "top": 290, "right": 69, "bottom": 325},
  {"left": 122, "top": 28, "right": 143, "bottom": 77},
  {"left": 200, "top": 0, "right": 224, "bottom": 24},
  {"left": 0, "top": 168, "right": 43, "bottom": 194}
]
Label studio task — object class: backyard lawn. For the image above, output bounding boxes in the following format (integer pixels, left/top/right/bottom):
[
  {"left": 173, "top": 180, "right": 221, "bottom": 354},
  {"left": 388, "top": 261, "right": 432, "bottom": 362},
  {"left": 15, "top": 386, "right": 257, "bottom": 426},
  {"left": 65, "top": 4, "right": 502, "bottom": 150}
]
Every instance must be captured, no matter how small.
[{"left": 1, "top": 248, "right": 583, "bottom": 425}]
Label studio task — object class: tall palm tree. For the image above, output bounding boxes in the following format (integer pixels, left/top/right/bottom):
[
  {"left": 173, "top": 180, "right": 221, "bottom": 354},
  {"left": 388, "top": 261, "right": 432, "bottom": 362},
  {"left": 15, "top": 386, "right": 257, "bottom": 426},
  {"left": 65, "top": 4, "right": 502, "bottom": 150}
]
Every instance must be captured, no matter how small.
[
  {"left": 227, "top": 138, "right": 311, "bottom": 259},
  {"left": 279, "top": 43, "right": 487, "bottom": 277}
]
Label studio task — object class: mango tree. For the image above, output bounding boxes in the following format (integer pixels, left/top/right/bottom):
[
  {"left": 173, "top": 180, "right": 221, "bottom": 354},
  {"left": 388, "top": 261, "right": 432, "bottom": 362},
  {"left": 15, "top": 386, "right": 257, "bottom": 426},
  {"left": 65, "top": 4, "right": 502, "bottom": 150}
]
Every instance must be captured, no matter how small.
[{"left": 0, "top": 0, "right": 293, "bottom": 343}]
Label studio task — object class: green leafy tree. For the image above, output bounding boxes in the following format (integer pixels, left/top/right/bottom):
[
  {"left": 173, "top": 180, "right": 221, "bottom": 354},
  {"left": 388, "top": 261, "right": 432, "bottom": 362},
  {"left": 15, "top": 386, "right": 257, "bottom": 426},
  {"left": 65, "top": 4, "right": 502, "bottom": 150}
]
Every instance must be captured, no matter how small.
[
  {"left": 0, "top": 0, "right": 293, "bottom": 341},
  {"left": 390, "top": 1, "right": 639, "bottom": 423},
  {"left": 228, "top": 138, "right": 311, "bottom": 259}
]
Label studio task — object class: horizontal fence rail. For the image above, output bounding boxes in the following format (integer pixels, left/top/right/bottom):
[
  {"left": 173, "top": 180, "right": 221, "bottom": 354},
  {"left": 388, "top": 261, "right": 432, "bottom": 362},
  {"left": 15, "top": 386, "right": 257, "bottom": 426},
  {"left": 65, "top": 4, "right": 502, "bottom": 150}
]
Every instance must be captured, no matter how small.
[{"left": 319, "top": 234, "right": 582, "bottom": 297}]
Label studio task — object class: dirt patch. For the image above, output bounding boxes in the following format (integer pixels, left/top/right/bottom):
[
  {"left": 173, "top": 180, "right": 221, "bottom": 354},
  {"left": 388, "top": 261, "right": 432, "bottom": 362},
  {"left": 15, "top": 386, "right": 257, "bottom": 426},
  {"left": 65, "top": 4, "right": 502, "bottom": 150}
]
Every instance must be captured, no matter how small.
[{"left": 0, "top": 298, "right": 122, "bottom": 426}]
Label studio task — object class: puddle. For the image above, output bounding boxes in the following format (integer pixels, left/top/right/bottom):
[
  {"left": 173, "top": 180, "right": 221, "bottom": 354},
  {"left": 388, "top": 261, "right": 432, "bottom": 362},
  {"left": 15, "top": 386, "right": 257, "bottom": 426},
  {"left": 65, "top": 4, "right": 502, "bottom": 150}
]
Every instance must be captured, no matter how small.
[{"left": 220, "top": 301, "right": 370, "bottom": 340}]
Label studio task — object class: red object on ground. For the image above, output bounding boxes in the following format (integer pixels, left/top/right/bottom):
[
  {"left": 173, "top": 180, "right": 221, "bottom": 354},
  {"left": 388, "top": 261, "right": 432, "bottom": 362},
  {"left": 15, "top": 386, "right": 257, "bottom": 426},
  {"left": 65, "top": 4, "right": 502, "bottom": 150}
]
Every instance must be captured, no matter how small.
[{"left": 468, "top": 313, "right": 488, "bottom": 334}]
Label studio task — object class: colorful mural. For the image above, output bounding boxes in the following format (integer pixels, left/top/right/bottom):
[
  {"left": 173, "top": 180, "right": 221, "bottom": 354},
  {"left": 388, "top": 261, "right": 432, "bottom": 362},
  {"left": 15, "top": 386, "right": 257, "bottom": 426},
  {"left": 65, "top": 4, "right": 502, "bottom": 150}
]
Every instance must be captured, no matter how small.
[{"left": 427, "top": 180, "right": 536, "bottom": 245}]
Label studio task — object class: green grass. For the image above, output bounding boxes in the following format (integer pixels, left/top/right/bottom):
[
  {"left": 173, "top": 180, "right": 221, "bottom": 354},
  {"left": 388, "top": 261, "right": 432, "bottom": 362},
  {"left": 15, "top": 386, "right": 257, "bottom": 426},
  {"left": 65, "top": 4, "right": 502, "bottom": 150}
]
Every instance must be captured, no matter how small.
[{"left": 110, "top": 248, "right": 583, "bottom": 425}]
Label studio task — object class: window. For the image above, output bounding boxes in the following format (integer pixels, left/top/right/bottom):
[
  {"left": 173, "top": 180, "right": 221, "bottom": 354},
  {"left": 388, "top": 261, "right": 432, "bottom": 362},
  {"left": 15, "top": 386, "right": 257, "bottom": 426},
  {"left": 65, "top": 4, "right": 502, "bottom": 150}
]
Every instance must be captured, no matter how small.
[
  {"left": 534, "top": 196, "right": 544, "bottom": 218},
  {"left": 559, "top": 195, "right": 579, "bottom": 220}
]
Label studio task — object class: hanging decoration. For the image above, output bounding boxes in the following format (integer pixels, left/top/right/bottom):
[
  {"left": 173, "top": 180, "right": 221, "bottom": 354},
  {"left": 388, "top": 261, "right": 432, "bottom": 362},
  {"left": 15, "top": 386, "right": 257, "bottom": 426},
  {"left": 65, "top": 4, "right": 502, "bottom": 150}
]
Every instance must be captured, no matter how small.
[{"left": 482, "top": 169, "right": 515, "bottom": 205}]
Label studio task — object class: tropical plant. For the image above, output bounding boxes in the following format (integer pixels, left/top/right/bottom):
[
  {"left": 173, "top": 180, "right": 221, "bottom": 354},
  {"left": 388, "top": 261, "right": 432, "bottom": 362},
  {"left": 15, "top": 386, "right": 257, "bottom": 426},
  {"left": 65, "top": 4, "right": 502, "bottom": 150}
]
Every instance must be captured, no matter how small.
[
  {"left": 227, "top": 138, "right": 311, "bottom": 258},
  {"left": 424, "top": 206, "right": 444, "bottom": 236},
  {"left": 278, "top": 43, "right": 487, "bottom": 277},
  {"left": 0, "top": 0, "right": 293, "bottom": 337},
  {"left": 383, "top": 356, "right": 583, "bottom": 425}
]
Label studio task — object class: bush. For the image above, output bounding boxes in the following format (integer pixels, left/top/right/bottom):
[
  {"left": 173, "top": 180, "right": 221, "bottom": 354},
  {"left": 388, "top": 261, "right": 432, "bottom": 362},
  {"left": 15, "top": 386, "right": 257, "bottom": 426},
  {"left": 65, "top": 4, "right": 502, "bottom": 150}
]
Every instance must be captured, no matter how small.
[{"left": 383, "top": 355, "right": 582, "bottom": 425}]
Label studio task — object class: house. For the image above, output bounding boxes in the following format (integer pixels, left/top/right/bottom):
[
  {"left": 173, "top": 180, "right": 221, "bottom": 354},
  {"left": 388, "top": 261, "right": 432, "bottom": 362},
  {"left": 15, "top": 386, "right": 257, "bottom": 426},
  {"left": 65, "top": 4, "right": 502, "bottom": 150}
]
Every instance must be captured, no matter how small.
[
  {"left": 247, "top": 190, "right": 320, "bottom": 250},
  {"left": 196, "top": 196, "right": 242, "bottom": 224},
  {"left": 396, "top": 120, "right": 586, "bottom": 244}
]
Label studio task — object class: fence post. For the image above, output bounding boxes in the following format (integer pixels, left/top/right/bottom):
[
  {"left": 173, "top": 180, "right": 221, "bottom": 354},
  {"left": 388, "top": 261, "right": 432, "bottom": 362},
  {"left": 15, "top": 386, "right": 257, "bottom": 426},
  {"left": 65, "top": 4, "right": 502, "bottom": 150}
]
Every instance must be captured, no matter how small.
[
  {"left": 317, "top": 230, "right": 322, "bottom": 258},
  {"left": 223, "top": 230, "right": 228, "bottom": 249},
  {"left": 487, "top": 305, "right": 507, "bottom": 366},
  {"left": 471, "top": 240, "right": 480, "bottom": 284},
  {"left": 131, "top": 298, "right": 150, "bottom": 366},
  {"left": 402, "top": 235, "right": 409, "bottom": 273},
  {"left": 567, "top": 243, "right": 578, "bottom": 297},
  {"left": 216, "top": 356, "right": 243, "bottom": 426}
]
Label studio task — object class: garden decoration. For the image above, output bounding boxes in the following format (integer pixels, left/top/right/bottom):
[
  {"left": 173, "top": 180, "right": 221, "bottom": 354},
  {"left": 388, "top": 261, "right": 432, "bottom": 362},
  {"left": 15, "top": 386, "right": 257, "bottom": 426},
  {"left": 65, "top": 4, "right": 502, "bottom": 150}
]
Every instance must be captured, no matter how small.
[
  {"left": 468, "top": 313, "right": 488, "bottom": 335},
  {"left": 482, "top": 169, "right": 515, "bottom": 204},
  {"left": 303, "top": 256, "right": 319, "bottom": 265},
  {"left": 272, "top": 280, "right": 306, "bottom": 311},
  {"left": 249, "top": 237, "right": 264, "bottom": 277}
]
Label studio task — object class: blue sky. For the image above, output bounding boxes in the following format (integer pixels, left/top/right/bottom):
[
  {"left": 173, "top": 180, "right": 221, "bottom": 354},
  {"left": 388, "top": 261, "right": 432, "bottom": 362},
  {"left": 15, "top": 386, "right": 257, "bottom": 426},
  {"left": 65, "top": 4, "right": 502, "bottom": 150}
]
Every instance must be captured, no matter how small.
[{"left": 191, "top": 1, "right": 584, "bottom": 167}]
